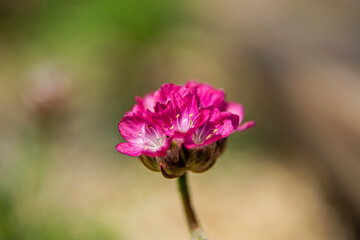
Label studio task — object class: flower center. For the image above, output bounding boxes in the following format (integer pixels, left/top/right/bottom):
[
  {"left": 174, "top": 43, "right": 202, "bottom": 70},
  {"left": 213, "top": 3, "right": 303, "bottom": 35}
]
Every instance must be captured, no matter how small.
[
  {"left": 193, "top": 121, "right": 218, "bottom": 144},
  {"left": 176, "top": 111, "right": 195, "bottom": 133},
  {"left": 141, "top": 125, "right": 165, "bottom": 151}
]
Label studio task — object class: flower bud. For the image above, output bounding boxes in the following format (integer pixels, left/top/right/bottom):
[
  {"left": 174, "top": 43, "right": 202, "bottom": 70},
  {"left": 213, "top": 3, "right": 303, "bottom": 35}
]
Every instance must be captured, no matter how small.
[{"left": 138, "top": 138, "right": 228, "bottom": 179}]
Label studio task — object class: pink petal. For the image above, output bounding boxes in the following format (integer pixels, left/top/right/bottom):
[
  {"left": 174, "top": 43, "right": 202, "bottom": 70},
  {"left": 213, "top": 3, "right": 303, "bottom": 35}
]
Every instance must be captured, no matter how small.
[
  {"left": 226, "top": 102, "right": 244, "bottom": 123},
  {"left": 118, "top": 116, "right": 148, "bottom": 142},
  {"left": 221, "top": 111, "right": 240, "bottom": 130},
  {"left": 116, "top": 142, "right": 143, "bottom": 157},
  {"left": 185, "top": 80, "right": 226, "bottom": 109},
  {"left": 193, "top": 108, "right": 211, "bottom": 128},
  {"left": 143, "top": 143, "right": 170, "bottom": 157},
  {"left": 184, "top": 80, "right": 200, "bottom": 88},
  {"left": 237, "top": 121, "right": 256, "bottom": 131},
  {"left": 142, "top": 92, "right": 156, "bottom": 111},
  {"left": 124, "top": 92, "right": 156, "bottom": 117},
  {"left": 154, "top": 83, "right": 188, "bottom": 104},
  {"left": 147, "top": 102, "right": 175, "bottom": 135}
]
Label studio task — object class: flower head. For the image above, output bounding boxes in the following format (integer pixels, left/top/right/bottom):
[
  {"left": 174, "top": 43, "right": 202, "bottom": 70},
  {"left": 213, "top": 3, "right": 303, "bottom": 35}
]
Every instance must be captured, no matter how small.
[{"left": 116, "top": 80, "right": 254, "bottom": 178}]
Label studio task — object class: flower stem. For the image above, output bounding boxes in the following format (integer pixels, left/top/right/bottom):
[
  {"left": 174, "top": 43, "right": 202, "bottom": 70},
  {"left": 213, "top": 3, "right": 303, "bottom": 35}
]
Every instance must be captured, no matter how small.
[{"left": 178, "top": 173, "right": 207, "bottom": 240}]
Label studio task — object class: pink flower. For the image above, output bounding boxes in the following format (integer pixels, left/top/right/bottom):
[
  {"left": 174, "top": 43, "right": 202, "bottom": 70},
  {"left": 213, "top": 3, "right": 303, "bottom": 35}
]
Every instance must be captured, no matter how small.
[
  {"left": 116, "top": 114, "right": 172, "bottom": 157},
  {"left": 184, "top": 107, "right": 239, "bottom": 148},
  {"left": 116, "top": 80, "right": 254, "bottom": 178}
]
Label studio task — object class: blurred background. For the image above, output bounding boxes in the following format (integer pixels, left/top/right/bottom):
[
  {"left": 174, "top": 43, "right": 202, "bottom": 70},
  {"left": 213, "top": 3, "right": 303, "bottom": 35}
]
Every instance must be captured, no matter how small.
[{"left": 1, "top": 0, "right": 360, "bottom": 239}]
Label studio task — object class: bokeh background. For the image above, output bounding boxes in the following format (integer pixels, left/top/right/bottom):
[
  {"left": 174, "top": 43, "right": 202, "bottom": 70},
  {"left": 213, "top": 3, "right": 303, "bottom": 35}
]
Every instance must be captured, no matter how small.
[{"left": 1, "top": 0, "right": 360, "bottom": 239}]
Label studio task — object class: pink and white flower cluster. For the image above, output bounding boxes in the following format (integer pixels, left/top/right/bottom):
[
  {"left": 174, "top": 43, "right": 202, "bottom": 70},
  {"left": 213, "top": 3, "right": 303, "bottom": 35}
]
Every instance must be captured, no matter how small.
[{"left": 116, "top": 81, "right": 254, "bottom": 177}]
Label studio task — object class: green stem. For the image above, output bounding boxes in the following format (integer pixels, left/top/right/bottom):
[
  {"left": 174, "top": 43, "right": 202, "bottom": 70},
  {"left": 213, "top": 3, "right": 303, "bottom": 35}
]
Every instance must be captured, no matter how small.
[{"left": 178, "top": 173, "right": 207, "bottom": 240}]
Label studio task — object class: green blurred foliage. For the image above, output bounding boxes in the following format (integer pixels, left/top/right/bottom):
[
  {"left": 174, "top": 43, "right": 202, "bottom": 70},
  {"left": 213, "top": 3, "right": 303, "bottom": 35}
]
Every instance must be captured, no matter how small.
[
  {"left": 0, "top": 123, "right": 119, "bottom": 240},
  {"left": 0, "top": 0, "right": 187, "bottom": 238}
]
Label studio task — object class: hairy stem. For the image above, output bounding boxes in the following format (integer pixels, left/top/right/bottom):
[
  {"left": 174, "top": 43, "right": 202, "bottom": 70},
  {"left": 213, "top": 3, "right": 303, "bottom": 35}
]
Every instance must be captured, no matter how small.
[{"left": 178, "top": 173, "right": 207, "bottom": 240}]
